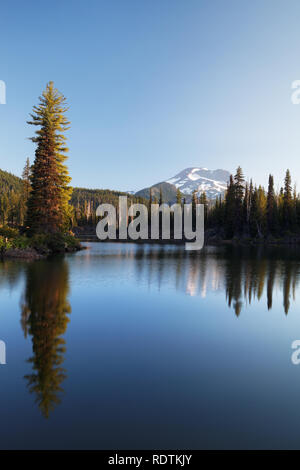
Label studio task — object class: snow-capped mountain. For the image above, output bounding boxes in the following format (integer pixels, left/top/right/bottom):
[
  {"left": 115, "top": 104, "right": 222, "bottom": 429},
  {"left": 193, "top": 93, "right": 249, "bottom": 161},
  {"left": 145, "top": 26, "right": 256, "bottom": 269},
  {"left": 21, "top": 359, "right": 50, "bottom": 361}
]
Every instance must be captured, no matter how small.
[
  {"left": 135, "top": 167, "right": 231, "bottom": 202},
  {"left": 166, "top": 167, "right": 230, "bottom": 199}
]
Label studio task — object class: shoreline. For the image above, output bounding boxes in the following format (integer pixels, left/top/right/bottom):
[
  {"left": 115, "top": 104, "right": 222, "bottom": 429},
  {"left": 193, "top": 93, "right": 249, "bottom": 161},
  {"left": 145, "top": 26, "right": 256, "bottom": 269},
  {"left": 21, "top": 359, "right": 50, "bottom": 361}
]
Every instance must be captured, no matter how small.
[
  {"left": 78, "top": 236, "right": 300, "bottom": 247},
  {"left": 1, "top": 245, "right": 85, "bottom": 261},
  {"left": 3, "top": 233, "right": 300, "bottom": 260},
  {"left": 73, "top": 226, "right": 300, "bottom": 247}
]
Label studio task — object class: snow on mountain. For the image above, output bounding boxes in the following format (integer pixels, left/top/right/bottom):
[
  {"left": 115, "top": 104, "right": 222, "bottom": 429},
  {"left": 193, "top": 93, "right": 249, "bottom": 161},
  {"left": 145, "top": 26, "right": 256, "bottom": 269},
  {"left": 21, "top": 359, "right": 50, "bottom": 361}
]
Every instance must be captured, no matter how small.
[{"left": 166, "top": 167, "right": 230, "bottom": 199}]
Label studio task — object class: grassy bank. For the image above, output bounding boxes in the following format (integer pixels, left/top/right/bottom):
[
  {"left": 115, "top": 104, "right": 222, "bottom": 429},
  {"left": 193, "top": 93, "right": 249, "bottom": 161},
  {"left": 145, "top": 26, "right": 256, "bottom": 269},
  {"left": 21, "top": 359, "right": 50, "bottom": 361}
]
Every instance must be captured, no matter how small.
[{"left": 0, "top": 226, "right": 82, "bottom": 260}]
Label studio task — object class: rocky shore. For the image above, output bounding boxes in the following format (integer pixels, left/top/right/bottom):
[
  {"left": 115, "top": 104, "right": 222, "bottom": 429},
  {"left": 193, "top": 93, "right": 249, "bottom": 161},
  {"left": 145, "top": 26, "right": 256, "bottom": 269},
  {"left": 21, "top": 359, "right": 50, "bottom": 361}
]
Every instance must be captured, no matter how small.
[{"left": 3, "top": 247, "right": 44, "bottom": 260}]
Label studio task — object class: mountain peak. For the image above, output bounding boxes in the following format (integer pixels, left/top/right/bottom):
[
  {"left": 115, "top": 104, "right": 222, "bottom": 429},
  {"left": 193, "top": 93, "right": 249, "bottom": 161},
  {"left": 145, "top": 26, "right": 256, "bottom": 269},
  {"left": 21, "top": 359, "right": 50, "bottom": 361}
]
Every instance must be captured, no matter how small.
[
  {"left": 166, "top": 167, "right": 230, "bottom": 198},
  {"left": 135, "top": 167, "right": 230, "bottom": 202}
]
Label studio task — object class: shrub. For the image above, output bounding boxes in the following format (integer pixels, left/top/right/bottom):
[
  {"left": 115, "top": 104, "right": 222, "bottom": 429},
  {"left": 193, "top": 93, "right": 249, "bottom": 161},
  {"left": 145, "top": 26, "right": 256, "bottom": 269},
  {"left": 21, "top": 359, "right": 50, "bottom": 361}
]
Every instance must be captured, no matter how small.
[
  {"left": 46, "top": 233, "right": 67, "bottom": 253},
  {"left": 0, "top": 236, "right": 13, "bottom": 251},
  {"left": 0, "top": 226, "right": 19, "bottom": 239},
  {"left": 11, "top": 236, "right": 30, "bottom": 249},
  {"left": 29, "top": 232, "right": 81, "bottom": 253},
  {"left": 0, "top": 228, "right": 81, "bottom": 255}
]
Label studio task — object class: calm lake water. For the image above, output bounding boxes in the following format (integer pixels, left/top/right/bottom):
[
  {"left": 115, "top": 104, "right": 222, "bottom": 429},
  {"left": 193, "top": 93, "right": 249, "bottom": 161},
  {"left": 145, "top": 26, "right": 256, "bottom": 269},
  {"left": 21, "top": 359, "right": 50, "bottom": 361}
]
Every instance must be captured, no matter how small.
[{"left": 1, "top": 242, "right": 300, "bottom": 449}]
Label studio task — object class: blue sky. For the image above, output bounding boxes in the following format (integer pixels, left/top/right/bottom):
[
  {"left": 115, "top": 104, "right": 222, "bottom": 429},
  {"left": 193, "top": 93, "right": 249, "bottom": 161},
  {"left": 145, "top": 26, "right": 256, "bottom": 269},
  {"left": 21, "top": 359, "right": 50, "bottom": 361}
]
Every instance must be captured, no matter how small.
[{"left": 1, "top": 0, "right": 300, "bottom": 192}]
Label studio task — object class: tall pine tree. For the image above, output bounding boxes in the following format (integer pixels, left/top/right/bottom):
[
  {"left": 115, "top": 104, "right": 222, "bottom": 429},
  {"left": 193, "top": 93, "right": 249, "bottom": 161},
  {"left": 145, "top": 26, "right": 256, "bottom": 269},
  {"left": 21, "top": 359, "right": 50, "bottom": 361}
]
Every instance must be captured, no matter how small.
[{"left": 26, "top": 82, "right": 72, "bottom": 234}]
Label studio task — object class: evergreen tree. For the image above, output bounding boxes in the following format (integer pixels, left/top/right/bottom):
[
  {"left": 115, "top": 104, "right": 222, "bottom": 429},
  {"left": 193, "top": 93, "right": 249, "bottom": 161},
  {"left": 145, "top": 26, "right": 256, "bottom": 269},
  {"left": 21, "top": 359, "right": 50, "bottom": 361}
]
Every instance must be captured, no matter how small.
[
  {"left": 199, "top": 191, "right": 208, "bottom": 221},
  {"left": 283, "top": 169, "right": 293, "bottom": 230},
  {"left": 22, "top": 158, "right": 31, "bottom": 201},
  {"left": 266, "top": 174, "right": 277, "bottom": 234},
  {"left": 176, "top": 188, "right": 182, "bottom": 206},
  {"left": 257, "top": 186, "right": 267, "bottom": 236},
  {"left": 233, "top": 166, "right": 245, "bottom": 234},
  {"left": 249, "top": 186, "right": 266, "bottom": 238},
  {"left": 249, "top": 186, "right": 258, "bottom": 237},
  {"left": 242, "top": 182, "right": 250, "bottom": 234},
  {"left": 159, "top": 187, "right": 163, "bottom": 205},
  {"left": 224, "top": 175, "right": 235, "bottom": 238},
  {"left": 20, "top": 158, "right": 31, "bottom": 224},
  {"left": 292, "top": 184, "right": 297, "bottom": 231},
  {"left": 26, "top": 82, "right": 72, "bottom": 234},
  {"left": 191, "top": 190, "right": 198, "bottom": 230}
]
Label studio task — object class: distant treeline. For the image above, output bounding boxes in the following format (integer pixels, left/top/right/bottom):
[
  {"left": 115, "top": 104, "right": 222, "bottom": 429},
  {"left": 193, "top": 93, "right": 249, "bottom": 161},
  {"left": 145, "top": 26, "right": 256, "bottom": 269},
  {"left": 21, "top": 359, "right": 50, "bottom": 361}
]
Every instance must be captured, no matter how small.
[
  {"left": 1, "top": 163, "right": 300, "bottom": 241},
  {"left": 70, "top": 188, "right": 148, "bottom": 226},
  {"left": 0, "top": 169, "right": 25, "bottom": 226},
  {"left": 0, "top": 168, "right": 148, "bottom": 228},
  {"left": 205, "top": 166, "right": 300, "bottom": 239}
]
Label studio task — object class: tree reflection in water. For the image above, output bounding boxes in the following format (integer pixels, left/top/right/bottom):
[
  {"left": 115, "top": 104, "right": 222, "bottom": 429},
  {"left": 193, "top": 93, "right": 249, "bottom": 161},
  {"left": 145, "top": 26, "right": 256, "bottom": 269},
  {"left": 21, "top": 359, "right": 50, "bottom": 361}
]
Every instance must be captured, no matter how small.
[
  {"left": 20, "top": 258, "right": 71, "bottom": 418},
  {"left": 125, "top": 244, "right": 300, "bottom": 317},
  {"left": 222, "top": 246, "right": 300, "bottom": 316}
]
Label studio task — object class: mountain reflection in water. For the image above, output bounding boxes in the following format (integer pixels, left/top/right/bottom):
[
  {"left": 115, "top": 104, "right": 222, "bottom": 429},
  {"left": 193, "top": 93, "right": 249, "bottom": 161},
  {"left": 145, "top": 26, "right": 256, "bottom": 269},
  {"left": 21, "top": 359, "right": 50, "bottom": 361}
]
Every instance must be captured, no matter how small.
[{"left": 95, "top": 244, "right": 300, "bottom": 316}]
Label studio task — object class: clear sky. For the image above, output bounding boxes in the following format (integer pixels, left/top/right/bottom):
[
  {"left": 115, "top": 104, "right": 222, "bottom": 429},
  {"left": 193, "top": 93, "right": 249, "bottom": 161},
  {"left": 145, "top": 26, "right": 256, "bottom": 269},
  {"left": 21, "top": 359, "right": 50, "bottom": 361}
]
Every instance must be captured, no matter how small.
[{"left": 1, "top": 0, "right": 300, "bottom": 192}]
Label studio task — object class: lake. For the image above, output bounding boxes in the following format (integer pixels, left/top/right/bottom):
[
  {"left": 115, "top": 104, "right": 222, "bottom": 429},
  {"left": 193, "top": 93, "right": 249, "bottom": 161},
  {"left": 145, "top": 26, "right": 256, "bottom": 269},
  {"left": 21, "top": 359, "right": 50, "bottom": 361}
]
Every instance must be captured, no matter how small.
[{"left": 1, "top": 242, "right": 300, "bottom": 449}]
